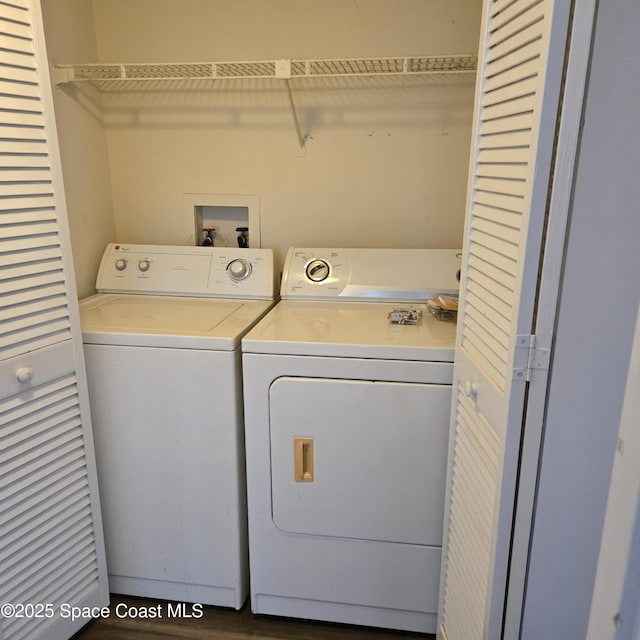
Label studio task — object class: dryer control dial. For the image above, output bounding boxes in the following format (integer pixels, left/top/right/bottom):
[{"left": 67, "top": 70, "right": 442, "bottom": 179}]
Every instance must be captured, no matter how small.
[
  {"left": 305, "top": 259, "right": 330, "bottom": 283},
  {"left": 138, "top": 259, "right": 151, "bottom": 272},
  {"left": 227, "top": 258, "right": 252, "bottom": 281},
  {"left": 115, "top": 258, "right": 128, "bottom": 271}
]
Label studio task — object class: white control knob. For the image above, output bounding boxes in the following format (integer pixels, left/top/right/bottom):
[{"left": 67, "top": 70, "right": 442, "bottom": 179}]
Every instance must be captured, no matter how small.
[
  {"left": 138, "top": 259, "right": 151, "bottom": 272},
  {"left": 306, "top": 259, "right": 330, "bottom": 283},
  {"left": 16, "top": 366, "right": 34, "bottom": 384},
  {"left": 227, "top": 258, "right": 251, "bottom": 281},
  {"left": 115, "top": 259, "right": 127, "bottom": 271}
]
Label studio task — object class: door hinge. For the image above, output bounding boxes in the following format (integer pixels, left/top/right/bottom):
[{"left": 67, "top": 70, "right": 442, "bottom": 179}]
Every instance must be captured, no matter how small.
[{"left": 513, "top": 334, "right": 551, "bottom": 382}]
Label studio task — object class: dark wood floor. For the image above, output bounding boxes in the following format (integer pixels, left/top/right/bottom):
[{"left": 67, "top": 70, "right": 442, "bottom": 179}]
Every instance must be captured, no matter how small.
[{"left": 71, "top": 595, "right": 434, "bottom": 640}]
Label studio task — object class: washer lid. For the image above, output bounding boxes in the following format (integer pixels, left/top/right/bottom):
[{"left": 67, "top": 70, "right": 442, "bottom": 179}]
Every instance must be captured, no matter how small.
[
  {"left": 80, "top": 294, "right": 274, "bottom": 349},
  {"left": 241, "top": 300, "right": 456, "bottom": 361}
]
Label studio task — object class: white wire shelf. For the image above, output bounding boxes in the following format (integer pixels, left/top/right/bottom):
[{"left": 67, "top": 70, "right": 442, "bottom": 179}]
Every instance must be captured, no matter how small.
[
  {"left": 53, "top": 55, "right": 477, "bottom": 149},
  {"left": 53, "top": 55, "right": 477, "bottom": 84}
]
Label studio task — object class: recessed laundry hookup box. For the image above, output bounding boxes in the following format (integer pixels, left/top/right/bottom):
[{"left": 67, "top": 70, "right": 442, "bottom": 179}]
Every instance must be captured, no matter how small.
[{"left": 183, "top": 193, "right": 260, "bottom": 248}]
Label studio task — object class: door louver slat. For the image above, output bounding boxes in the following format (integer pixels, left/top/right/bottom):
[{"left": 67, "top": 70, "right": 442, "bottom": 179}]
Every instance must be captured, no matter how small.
[
  {"left": 0, "top": 111, "right": 44, "bottom": 128},
  {"left": 0, "top": 245, "right": 63, "bottom": 268},
  {"left": 0, "top": 218, "right": 58, "bottom": 235},
  {"left": 0, "top": 67, "right": 38, "bottom": 85},
  {"left": 466, "top": 273, "right": 514, "bottom": 329},
  {"left": 441, "top": 0, "right": 567, "bottom": 635},
  {"left": 0, "top": 11, "right": 71, "bottom": 358},
  {"left": 469, "top": 226, "right": 520, "bottom": 262},
  {"left": 2, "top": 485, "right": 92, "bottom": 592},
  {"left": 469, "top": 234, "right": 520, "bottom": 274},
  {"left": 0, "top": 155, "right": 50, "bottom": 169},
  {"left": 465, "top": 292, "right": 510, "bottom": 338},
  {"left": 481, "top": 92, "right": 536, "bottom": 120},
  {"left": 464, "top": 315, "right": 509, "bottom": 367},
  {"left": 467, "top": 262, "right": 514, "bottom": 313},
  {"left": 0, "top": 184, "right": 53, "bottom": 199},
  {"left": 0, "top": 169, "right": 49, "bottom": 183},
  {"left": 0, "top": 94, "right": 43, "bottom": 113},
  {"left": 1, "top": 3, "right": 107, "bottom": 638},
  {"left": 2, "top": 320, "right": 72, "bottom": 361},
  {"left": 485, "top": 39, "right": 542, "bottom": 79},
  {"left": 475, "top": 177, "right": 526, "bottom": 200},
  {"left": 473, "top": 192, "right": 524, "bottom": 218},
  {"left": 477, "top": 146, "right": 530, "bottom": 164},
  {"left": 0, "top": 133, "right": 47, "bottom": 150},
  {"left": 488, "top": 0, "right": 544, "bottom": 38},
  {"left": 3, "top": 300, "right": 68, "bottom": 332},
  {"left": 463, "top": 0, "right": 542, "bottom": 389},
  {"left": 2, "top": 506, "right": 92, "bottom": 577},
  {"left": 442, "top": 388, "right": 499, "bottom": 640},
  {"left": 479, "top": 112, "right": 534, "bottom": 136},
  {"left": 485, "top": 21, "right": 542, "bottom": 63},
  {"left": 1, "top": 447, "right": 87, "bottom": 511},
  {"left": 0, "top": 123, "right": 46, "bottom": 140},
  {"left": 468, "top": 250, "right": 517, "bottom": 291},
  {"left": 1, "top": 440, "right": 88, "bottom": 548},
  {"left": 483, "top": 57, "right": 539, "bottom": 93},
  {"left": 489, "top": 0, "right": 518, "bottom": 17},
  {"left": 0, "top": 3, "right": 30, "bottom": 24},
  {"left": 0, "top": 80, "right": 41, "bottom": 99},
  {"left": 0, "top": 49, "right": 34, "bottom": 69},
  {"left": 471, "top": 215, "right": 521, "bottom": 245},
  {"left": 0, "top": 258, "right": 60, "bottom": 282},
  {"left": 1, "top": 282, "right": 67, "bottom": 308},
  {"left": 0, "top": 374, "right": 101, "bottom": 640},
  {"left": 461, "top": 327, "right": 507, "bottom": 387},
  {"left": 472, "top": 204, "right": 522, "bottom": 232},
  {"left": 0, "top": 34, "right": 32, "bottom": 56},
  {"left": 478, "top": 130, "right": 531, "bottom": 150},
  {"left": 481, "top": 74, "right": 538, "bottom": 107},
  {"left": 0, "top": 227, "right": 60, "bottom": 245}
]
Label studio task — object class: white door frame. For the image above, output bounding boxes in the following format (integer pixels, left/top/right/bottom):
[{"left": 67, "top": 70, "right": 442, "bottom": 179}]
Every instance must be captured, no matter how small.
[{"left": 502, "top": 0, "right": 598, "bottom": 636}]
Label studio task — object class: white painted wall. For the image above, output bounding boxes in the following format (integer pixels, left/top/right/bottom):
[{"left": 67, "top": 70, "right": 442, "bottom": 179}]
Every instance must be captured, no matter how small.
[
  {"left": 520, "top": 0, "right": 640, "bottom": 637},
  {"left": 90, "top": 0, "right": 479, "bottom": 62},
  {"left": 41, "top": 0, "right": 116, "bottom": 299},
  {"left": 86, "top": 0, "right": 480, "bottom": 268},
  {"left": 587, "top": 305, "right": 640, "bottom": 640}
]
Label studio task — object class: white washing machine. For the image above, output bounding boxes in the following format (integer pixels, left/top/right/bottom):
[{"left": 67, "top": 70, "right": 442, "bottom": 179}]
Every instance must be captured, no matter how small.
[
  {"left": 241, "top": 247, "right": 461, "bottom": 634},
  {"left": 79, "top": 243, "right": 276, "bottom": 608}
]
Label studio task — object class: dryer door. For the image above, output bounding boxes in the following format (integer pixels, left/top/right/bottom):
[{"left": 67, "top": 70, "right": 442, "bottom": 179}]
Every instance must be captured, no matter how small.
[{"left": 269, "top": 376, "right": 451, "bottom": 546}]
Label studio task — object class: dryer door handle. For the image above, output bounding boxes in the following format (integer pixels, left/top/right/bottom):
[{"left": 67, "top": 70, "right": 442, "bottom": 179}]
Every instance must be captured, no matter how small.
[{"left": 294, "top": 438, "right": 314, "bottom": 483}]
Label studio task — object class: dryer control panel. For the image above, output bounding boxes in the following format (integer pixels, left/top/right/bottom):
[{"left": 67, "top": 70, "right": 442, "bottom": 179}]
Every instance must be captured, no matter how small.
[
  {"left": 96, "top": 243, "right": 276, "bottom": 299},
  {"left": 281, "top": 247, "right": 461, "bottom": 302}
]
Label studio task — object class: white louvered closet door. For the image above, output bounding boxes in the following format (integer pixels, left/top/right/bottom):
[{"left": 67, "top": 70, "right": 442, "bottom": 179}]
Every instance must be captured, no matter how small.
[
  {"left": 438, "top": 1, "right": 571, "bottom": 639},
  {"left": 0, "top": 2, "right": 108, "bottom": 640}
]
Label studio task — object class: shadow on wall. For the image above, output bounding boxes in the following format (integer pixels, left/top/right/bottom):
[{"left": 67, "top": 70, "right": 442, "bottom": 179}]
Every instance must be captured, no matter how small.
[{"left": 56, "top": 73, "right": 476, "bottom": 135}]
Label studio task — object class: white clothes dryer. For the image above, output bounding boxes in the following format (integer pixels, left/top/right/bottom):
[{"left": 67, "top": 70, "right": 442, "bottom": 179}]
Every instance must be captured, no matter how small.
[
  {"left": 241, "top": 247, "right": 461, "bottom": 633},
  {"left": 80, "top": 243, "right": 276, "bottom": 608}
]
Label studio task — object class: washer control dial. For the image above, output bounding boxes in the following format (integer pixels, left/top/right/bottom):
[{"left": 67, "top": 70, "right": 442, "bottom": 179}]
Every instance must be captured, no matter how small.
[
  {"left": 305, "top": 259, "right": 330, "bottom": 283},
  {"left": 115, "top": 258, "right": 128, "bottom": 271},
  {"left": 227, "top": 258, "right": 252, "bottom": 281},
  {"left": 138, "top": 259, "right": 151, "bottom": 272}
]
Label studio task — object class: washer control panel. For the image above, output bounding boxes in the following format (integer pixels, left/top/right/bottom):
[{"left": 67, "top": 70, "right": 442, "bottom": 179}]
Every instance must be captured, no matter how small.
[
  {"left": 281, "top": 247, "right": 461, "bottom": 302},
  {"left": 96, "top": 243, "right": 276, "bottom": 299}
]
